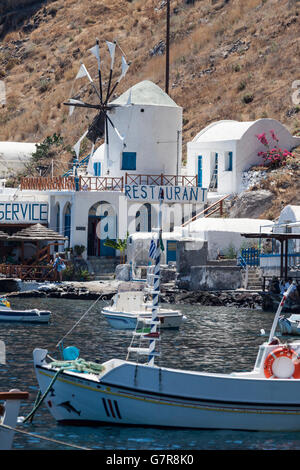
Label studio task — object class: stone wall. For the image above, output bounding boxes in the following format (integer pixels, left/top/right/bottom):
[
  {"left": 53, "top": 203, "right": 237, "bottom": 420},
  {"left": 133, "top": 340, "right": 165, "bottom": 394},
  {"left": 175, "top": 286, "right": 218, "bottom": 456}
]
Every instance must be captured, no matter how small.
[
  {"left": 176, "top": 239, "right": 208, "bottom": 289},
  {"left": 189, "top": 265, "right": 242, "bottom": 291}
]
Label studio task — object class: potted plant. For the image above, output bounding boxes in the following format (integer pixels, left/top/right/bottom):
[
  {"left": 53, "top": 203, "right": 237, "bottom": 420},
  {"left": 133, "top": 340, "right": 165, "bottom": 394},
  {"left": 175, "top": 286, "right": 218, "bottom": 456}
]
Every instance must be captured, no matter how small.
[{"left": 104, "top": 233, "right": 129, "bottom": 264}]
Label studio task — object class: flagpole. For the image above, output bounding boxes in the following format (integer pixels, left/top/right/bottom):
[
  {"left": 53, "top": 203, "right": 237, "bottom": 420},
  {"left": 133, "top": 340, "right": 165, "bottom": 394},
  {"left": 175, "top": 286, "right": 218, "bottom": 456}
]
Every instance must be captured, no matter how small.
[
  {"left": 148, "top": 189, "right": 164, "bottom": 366},
  {"left": 165, "top": 0, "right": 170, "bottom": 95}
]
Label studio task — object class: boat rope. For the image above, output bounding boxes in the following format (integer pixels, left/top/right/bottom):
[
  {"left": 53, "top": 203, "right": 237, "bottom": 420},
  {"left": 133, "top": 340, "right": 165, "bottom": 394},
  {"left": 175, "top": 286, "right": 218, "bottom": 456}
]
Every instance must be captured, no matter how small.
[
  {"left": 55, "top": 293, "right": 103, "bottom": 349},
  {"left": 0, "top": 422, "right": 91, "bottom": 450},
  {"left": 23, "top": 368, "right": 63, "bottom": 424},
  {"left": 23, "top": 359, "right": 105, "bottom": 424}
]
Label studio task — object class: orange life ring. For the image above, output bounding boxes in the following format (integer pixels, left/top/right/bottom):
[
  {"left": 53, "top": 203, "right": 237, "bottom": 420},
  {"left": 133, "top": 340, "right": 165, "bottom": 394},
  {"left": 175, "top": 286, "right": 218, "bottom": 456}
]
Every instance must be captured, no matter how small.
[{"left": 264, "top": 346, "right": 300, "bottom": 379}]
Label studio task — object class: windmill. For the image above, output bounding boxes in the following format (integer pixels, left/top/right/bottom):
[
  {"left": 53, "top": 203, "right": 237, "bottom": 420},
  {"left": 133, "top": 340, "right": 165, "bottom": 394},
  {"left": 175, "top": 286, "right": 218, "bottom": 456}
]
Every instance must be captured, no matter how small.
[{"left": 64, "top": 39, "right": 130, "bottom": 172}]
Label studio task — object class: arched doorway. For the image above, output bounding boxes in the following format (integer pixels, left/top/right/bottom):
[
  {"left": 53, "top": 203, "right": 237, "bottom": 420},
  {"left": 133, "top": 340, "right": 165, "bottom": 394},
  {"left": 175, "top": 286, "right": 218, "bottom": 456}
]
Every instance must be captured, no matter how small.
[
  {"left": 88, "top": 201, "right": 117, "bottom": 257},
  {"left": 135, "top": 203, "right": 152, "bottom": 232}
]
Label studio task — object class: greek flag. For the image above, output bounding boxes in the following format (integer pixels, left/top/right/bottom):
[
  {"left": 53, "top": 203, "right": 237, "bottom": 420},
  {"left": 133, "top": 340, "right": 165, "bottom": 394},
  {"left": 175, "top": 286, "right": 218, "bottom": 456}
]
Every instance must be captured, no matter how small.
[{"left": 149, "top": 239, "right": 156, "bottom": 259}]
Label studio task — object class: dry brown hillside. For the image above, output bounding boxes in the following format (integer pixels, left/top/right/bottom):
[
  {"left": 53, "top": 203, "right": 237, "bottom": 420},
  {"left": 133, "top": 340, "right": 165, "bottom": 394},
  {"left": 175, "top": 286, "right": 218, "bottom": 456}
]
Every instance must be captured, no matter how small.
[{"left": 0, "top": 0, "right": 299, "bottom": 211}]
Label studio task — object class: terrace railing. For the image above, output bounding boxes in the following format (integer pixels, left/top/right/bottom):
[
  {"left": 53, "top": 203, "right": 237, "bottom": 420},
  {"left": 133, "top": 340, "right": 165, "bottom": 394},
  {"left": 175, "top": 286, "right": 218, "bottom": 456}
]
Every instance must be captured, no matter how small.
[
  {"left": 0, "top": 264, "right": 56, "bottom": 281},
  {"left": 124, "top": 173, "right": 198, "bottom": 187},
  {"left": 20, "top": 174, "right": 198, "bottom": 191}
]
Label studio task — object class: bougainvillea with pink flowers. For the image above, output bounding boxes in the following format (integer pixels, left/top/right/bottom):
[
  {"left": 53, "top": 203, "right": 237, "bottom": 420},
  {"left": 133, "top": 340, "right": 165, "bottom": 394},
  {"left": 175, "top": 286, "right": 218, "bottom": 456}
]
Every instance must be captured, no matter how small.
[{"left": 256, "top": 130, "right": 294, "bottom": 169}]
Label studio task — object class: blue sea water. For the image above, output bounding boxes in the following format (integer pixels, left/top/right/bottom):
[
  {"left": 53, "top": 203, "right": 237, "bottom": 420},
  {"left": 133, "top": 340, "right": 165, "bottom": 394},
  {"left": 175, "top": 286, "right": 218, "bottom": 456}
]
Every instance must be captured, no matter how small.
[{"left": 1, "top": 296, "right": 300, "bottom": 451}]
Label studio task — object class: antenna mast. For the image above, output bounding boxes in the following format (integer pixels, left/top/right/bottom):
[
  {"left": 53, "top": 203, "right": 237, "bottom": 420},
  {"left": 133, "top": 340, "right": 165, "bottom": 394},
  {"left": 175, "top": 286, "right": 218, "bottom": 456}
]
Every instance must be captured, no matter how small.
[{"left": 165, "top": 0, "right": 170, "bottom": 95}]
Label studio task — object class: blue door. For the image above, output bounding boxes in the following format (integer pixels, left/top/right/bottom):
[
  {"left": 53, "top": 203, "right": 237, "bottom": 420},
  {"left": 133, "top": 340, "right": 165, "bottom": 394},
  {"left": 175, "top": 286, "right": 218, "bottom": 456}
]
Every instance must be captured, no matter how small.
[
  {"left": 197, "top": 156, "right": 202, "bottom": 188},
  {"left": 167, "top": 241, "right": 177, "bottom": 264}
]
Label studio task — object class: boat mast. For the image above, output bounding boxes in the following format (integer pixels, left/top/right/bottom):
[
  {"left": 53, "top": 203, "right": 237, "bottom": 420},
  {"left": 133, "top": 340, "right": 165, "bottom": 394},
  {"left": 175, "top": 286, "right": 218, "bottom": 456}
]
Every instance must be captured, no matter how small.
[{"left": 148, "top": 189, "right": 164, "bottom": 366}]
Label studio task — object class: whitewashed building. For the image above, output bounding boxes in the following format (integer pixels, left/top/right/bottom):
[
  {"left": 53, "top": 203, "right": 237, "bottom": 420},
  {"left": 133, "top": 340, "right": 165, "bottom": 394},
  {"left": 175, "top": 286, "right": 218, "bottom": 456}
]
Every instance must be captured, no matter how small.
[{"left": 186, "top": 118, "right": 300, "bottom": 195}]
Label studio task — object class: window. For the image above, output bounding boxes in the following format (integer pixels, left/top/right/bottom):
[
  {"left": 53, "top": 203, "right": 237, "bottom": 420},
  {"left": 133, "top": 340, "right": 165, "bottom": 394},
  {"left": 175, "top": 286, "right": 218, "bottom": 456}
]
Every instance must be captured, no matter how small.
[
  {"left": 93, "top": 162, "right": 101, "bottom": 176},
  {"left": 121, "top": 152, "right": 136, "bottom": 171},
  {"left": 225, "top": 151, "right": 233, "bottom": 171}
]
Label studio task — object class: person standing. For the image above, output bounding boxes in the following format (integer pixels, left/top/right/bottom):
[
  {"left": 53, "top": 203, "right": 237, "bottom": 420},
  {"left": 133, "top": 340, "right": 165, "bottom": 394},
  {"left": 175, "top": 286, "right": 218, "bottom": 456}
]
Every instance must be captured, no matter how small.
[{"left": 53, "top": 253, "right": 66, "bottom": 282}]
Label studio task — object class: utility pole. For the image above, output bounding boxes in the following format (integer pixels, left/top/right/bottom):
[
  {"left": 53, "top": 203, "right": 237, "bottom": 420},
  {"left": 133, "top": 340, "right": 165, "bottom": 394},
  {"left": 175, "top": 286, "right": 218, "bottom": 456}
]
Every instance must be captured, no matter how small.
[{"left": 165, "top": 0, "right": 170, "bottom": 95}]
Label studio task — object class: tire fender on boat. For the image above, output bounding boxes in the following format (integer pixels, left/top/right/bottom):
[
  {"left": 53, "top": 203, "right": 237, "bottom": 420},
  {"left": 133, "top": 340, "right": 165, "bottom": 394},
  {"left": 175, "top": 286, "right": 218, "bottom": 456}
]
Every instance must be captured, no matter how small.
[{"left": 264, "top": 346, "right": 300, "bottom": 379}]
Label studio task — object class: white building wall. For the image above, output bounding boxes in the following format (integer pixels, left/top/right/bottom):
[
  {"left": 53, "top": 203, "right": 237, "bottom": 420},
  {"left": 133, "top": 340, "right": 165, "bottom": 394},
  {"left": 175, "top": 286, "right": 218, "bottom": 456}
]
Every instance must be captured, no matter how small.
[
  {"left": 101, "top": 104, "right": 182, "bottom": 177},
  {"left": 186, "top": 140, "right": 237, "bottom": 194}
]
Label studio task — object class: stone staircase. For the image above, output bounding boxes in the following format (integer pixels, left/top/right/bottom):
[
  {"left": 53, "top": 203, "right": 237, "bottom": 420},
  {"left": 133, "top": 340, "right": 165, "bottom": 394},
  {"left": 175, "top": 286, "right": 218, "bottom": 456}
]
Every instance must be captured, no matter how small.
[
  {"left": 86, "top": 257, "right": 119, "bottom": 280},
  {"left": 245, "top": 266, "right": 263, "bottom": 291}
]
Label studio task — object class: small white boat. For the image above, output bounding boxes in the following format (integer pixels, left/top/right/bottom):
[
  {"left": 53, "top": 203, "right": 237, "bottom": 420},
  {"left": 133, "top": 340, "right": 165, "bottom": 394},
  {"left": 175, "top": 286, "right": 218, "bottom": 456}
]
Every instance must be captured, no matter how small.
[
  {"left": 0, "top": 298, "right": 51, "bottom": 323},
  {"left": 278, "top": 314, "right": 300, "bottom": 335},
  {"left": 102, "top": 291, "right": 185, "bottom": 329},
  {"left": 0, "top": 389, "right": 29, "bottom": 450}
]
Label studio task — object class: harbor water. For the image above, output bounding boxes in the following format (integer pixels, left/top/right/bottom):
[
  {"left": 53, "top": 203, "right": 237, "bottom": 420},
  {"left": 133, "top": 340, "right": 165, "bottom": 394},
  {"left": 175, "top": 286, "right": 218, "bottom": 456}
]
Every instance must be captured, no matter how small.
[{"left": 1, "top": 296, "right": 300, "bottom": 450}]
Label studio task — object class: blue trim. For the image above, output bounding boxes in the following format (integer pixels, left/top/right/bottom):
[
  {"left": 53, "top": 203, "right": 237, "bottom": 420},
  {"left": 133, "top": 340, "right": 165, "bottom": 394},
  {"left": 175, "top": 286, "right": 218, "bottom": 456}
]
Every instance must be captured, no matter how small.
[{"left": 197, "top": 155, "right": 202, "bottom": 188}]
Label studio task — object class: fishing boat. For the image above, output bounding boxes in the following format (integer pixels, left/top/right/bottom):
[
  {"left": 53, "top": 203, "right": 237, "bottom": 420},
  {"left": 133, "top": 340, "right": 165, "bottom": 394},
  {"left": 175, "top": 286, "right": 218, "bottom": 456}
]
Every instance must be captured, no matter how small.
[
  {"left": 278, "top": 314, "right": 300, "bottom": 336},
  {"left": 102, "top": 290, "right": 185, "bottom": 329},
  {"left": 0, "top": 389, "right": 29, "bottom": 450},
  {"left": 0, "top": 297, "right": 51, "bottom": 323},
  {"left": 32, "top": 283, "right": 300, "bottom": 431}
]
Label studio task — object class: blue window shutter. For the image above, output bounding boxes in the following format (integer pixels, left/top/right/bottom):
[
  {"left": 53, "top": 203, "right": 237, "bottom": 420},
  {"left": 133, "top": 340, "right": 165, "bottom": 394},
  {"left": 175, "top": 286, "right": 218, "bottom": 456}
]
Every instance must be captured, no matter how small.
[
  {"left": 122, "top": 152, "right": 136, "bottom": 170},
  {"left": 197, "top": 155, "right": 202, "bottom": 188},
  {"left": 93, "top": 162, "right": 101, "bottom": 176},
  {"left": 228, "top": 152, "right": 233, "bottom": 171}
]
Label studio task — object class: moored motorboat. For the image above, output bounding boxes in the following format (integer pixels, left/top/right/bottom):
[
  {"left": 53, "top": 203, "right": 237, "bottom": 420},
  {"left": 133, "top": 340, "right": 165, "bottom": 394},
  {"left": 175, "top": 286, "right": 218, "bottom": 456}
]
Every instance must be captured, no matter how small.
[
  {"left": 102, "top": 291, "right": 185, "bottom": 329},
  {"left": 0, "top": 297, "right": 51, "bottom": 323}
]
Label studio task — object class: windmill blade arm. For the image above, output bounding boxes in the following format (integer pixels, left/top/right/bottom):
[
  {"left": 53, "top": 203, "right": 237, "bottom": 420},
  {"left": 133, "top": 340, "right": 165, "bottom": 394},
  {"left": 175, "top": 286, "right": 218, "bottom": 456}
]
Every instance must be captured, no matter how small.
[{"left": 64, "top": 102, "right": 101, "bottom": 110}]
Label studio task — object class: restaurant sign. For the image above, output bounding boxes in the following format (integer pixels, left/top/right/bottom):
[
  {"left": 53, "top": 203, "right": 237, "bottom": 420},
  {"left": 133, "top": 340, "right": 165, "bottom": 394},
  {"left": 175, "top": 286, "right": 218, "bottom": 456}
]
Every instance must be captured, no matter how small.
[
  {"left": 124, "top": 185, "right": 207, "bottom": 204},
  {"left": 0, "top": 202, "right": 48, "bottom": 224}
]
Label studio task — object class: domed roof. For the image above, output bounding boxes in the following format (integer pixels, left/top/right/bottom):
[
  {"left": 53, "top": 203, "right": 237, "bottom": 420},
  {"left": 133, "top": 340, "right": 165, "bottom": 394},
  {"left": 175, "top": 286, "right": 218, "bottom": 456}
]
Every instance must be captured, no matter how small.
[
  {"left": 111, "top": 80, "right": 180, "bottom": 107},
  {"left": 192, "top": 120, "right": 255, "bottom": 143}
]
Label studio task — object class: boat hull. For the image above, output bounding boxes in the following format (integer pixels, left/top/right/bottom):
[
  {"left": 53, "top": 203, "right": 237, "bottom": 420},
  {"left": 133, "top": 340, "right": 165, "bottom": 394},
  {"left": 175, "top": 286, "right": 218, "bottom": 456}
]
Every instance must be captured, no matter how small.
[
  {"left": 0, "top": 309, "right": 50, "bottom": 323},
  {"left": 33, "top": 352, "right": 300, "bottom": 431},
  {"left": 102, "top": 308, "right": 184, "bottom": 330}
]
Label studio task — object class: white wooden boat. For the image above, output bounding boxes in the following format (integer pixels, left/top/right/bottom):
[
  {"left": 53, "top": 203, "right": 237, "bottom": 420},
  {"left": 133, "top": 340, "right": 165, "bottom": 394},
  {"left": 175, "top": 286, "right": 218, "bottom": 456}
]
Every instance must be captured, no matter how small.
[
  {"left": 278, "top": 314, "right": 300, "bottom": 335},
  {"left": 0, "top": 389, "right": 29, "bottom": 450},
  {"left": 32, "top": 284, "right": 300, "bottom": 431},
  {"left": 0, "top": 297, "right": 51, "bottom": 323},
  {"left": 102, "top": 291, "right": 186, "bottom": 329}
]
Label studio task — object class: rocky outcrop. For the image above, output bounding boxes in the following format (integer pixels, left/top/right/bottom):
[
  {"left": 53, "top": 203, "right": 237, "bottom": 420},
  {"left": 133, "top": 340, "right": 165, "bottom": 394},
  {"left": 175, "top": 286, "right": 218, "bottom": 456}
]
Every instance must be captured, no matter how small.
[
  {"left": 228, "top": 190, "right": 274, "bottom": 219},
  {"left": 161, "top": 288, "right": 262, "bottom": 309},
  {"left": 5, "top": 280, "right": 263, "bottom": 309}
]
